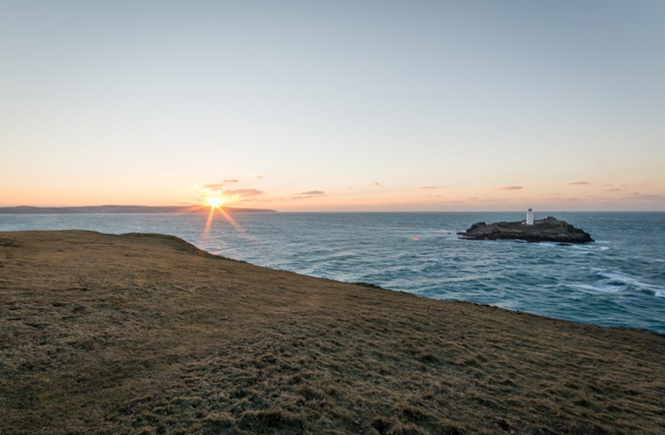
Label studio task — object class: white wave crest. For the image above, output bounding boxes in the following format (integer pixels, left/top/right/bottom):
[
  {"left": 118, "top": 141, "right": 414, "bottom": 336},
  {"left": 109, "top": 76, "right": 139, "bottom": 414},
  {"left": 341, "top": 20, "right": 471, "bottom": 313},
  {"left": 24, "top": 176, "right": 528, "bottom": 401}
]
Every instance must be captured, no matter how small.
[{"left": 577, "top": 271, "right": 665, "bottom": 297}]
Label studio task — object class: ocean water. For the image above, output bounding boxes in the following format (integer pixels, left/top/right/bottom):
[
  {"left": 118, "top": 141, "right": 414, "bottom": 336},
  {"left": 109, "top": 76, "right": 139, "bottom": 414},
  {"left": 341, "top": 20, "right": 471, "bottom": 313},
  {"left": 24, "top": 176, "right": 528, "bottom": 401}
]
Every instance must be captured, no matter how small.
[{"left": 2, "top": 212, "right": 664, "bottom": 334}]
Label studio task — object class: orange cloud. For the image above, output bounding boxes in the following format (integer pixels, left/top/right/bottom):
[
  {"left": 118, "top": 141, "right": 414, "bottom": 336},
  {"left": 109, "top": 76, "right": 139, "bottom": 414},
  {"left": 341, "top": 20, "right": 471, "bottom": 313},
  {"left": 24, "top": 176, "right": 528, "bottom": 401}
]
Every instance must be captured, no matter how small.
[
  {"left": 225, "top": 189, "right": 263, "bottom": 198},
  {"left": 570, "top": 181, "right": 592, "bottom": 185},
  {"left": 297, "top": 190, "right": 325, "bottom": 195},
  {"left": 420, "top": 186, "right": 437, "bottom": 190},
  {"left": 193, "top": 181, "right": 263, "bottom": 204},
  {"left": 198, "top": 183, "right": 222, "bottom": 189},
  {"left": 497, "top": 186, "right": 523, "bottom": 191},
  {"left": 292, "top": 190, "right": 328, "bottom": 200},
  {"left": 195, "top": 180, "right": 239, "bottom": 192}
]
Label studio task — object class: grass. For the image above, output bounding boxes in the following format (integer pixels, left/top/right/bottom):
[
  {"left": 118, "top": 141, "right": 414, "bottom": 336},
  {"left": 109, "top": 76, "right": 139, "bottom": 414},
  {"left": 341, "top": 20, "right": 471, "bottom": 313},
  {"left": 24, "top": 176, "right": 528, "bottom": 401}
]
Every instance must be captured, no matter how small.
[{"left": 1, "top": 230, "right": 664, "bottom": 434}]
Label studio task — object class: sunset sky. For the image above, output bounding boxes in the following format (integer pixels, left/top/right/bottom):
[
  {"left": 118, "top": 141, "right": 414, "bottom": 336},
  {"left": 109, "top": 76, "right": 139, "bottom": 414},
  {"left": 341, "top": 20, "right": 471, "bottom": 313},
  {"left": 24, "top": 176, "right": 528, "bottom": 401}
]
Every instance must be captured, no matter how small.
[{"left": 2, "top": 0, "right": 664, "bottom": 211}]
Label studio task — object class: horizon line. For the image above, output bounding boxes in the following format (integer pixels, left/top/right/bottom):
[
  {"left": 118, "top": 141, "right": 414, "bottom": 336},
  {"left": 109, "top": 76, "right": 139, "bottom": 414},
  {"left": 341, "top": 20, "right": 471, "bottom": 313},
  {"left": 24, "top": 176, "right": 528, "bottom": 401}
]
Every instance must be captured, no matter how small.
[{"left": 0, "top": 205, "right": 663, "bottom": 213}]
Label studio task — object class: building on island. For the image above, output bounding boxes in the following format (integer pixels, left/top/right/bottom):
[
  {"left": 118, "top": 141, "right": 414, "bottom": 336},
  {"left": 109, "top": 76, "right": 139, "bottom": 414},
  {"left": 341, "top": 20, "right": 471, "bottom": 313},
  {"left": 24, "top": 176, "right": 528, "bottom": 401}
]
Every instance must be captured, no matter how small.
[{"left": 525, "top": 208, "right": 534, "bottom": 225}]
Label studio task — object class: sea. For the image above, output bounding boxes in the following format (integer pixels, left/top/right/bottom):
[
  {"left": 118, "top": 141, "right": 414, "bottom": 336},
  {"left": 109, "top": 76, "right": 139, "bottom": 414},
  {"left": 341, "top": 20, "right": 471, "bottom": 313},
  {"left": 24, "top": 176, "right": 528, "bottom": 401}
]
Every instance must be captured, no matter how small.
[{"left": 2, "top": 212, "right": 664, "bottom": 334}]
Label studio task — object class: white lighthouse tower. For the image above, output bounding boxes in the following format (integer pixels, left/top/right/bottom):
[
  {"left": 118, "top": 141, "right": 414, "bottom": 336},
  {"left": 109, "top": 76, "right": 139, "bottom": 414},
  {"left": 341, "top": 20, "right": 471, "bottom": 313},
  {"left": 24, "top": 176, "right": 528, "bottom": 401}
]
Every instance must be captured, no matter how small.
[{"left": 526, "top": 208, "right": 534, "bottom": 225}]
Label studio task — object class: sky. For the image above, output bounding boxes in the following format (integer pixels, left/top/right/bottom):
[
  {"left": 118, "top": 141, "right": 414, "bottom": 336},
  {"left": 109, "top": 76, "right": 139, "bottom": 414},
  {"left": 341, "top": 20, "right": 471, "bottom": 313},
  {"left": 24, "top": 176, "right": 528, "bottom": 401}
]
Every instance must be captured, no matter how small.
[{"left": 1, "top": 0, "right": 664, "bottom": 211}]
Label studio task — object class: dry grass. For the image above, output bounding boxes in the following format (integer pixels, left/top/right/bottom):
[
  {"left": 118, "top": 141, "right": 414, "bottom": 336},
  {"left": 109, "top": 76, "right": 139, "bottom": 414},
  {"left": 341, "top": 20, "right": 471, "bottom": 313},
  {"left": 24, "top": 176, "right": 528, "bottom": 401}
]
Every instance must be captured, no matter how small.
[{"left": 1, "top": 230, "right": 664, "bottom": 434}]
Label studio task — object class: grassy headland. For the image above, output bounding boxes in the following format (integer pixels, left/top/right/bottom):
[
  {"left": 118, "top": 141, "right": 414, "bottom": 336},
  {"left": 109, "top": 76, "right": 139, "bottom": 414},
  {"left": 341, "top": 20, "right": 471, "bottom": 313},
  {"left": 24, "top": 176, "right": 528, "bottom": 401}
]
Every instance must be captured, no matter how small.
[{"left": 1, "top": 230, "right": 664, "bottom": 434}]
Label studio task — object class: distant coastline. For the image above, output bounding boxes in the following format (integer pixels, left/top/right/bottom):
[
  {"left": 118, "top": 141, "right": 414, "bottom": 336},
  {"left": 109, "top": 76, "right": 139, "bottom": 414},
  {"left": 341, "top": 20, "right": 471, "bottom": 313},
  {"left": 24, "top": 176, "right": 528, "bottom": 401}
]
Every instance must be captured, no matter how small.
[{"left": 0, "top": 205, "right": 277, "bottom": 214}]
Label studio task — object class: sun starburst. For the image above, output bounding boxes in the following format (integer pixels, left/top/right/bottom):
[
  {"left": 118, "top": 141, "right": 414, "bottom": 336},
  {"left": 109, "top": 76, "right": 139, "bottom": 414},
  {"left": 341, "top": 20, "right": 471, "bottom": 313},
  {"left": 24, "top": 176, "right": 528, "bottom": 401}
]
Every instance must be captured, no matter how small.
[{"left": 206, "top": 196, "right": 225, "bottom": 208}]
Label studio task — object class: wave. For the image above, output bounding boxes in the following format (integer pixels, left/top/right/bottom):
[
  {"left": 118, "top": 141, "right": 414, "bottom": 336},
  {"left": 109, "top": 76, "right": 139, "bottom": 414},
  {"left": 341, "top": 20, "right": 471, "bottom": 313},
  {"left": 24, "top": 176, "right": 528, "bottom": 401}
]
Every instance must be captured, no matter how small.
[
  {"left": 575, "top": 270, "right": 665, "bottom": 297},
  {"left": 574, "top": 283, "right": 623, "bottom": 294},
  {"left": 571, "top": 244, "right": 610, "bottom": 252},
  {"left": 600, "top": 271, "right": 662, "bottom": 291}
]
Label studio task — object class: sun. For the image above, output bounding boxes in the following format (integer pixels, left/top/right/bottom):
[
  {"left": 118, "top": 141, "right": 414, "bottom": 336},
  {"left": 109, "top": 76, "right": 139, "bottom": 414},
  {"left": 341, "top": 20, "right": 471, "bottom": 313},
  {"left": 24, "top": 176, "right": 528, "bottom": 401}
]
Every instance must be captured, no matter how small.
[{"left": 206, "top": 196, "right": 225, "bottom": 208}]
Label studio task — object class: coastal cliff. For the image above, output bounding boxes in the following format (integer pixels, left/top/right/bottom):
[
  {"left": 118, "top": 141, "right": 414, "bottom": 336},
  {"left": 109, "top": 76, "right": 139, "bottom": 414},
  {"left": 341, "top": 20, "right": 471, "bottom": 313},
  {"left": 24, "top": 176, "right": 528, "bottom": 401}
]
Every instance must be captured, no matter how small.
[
  {"left": 459, "top": 216, "right": 593, "bottom": 244},
  {"left": 1, "top": 230, "right": 662, "bottom": 434}
]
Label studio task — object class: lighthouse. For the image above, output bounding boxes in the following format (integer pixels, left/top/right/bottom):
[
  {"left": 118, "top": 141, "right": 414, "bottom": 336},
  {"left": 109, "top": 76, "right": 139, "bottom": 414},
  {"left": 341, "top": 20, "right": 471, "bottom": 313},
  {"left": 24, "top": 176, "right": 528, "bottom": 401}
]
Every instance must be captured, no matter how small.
[{"left": 526, "top": 208, "right": 534, "bottom": 225}]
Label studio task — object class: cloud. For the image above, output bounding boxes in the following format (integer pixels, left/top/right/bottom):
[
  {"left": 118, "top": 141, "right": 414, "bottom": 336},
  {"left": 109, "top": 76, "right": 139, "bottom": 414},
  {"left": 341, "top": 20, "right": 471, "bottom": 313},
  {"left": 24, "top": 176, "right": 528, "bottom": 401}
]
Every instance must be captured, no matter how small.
[
  {"left": 252, "top": 173, "right": 265, "bottom": 179},
  {"left": 297, "top": 190, "right": 325, "bottom": 195},
  {"left": 627, "top": 193, "right": 665, "bottom": 201},
  {"left": 195, "top": 179, "right": 239, "bottom": 192},
  {"left": 420, "top": 186, "right": 437, "bottom": 190},
  {"left": 292, "top": 190, "right": 328, "bottom": 200},
  {"left": 604, "top": 188, "right": 621, "bottom": 192},
  {"left": 497, "top": 186, "right": 523, "bottom": 191},
  {"left": 194, "top": 183, "right": 227, "bottom": 196},
  {"left": 570, "top": 181, "right": 592, "bottom": 185},
  {"left": 545, "top": 196, "right": 580, "bottom": 202},
  {"left": 224, "top": 189, "right": 263, "bottom": 198},
  {"left": 193, "top": 182, "right": 264, "bottom": 204},
  {"left": 199, "top": 183, "right": 224, "bottom": 190},
  {"left": 372, "top": 182, "right": 381, "bottom": 186}
]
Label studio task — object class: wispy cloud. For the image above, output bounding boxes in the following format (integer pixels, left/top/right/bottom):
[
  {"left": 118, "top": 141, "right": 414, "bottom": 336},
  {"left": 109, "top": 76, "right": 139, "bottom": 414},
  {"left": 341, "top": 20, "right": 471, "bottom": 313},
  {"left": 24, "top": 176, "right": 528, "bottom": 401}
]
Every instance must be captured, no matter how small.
[
  {"left": 627, "top": 193, "right": 665, "bottom": 201},
  {"left": 570, "top": 181, "right": 592, "bottom": 185},
  {"left": 198, "top": 183, "right": 224, "bottom": 191},
  {"left": 195, "top": 179, "right": 240, "bottom": 192},
  {"left": 292, "top": 190, "right": 328, "bottom": 200},
  {"left": 497, "top": 186, "right": 523, "bottom": 191},
  {"left": 420, "top": 186, "right": 437, "bottom": 190},
  {"left": 252, "top": 173, "right": 265, "bottom": 179},
  {"left": 225, "top": 189, "right": 263, "bottom": 198},
  {"left": 193, "top": 181, "right": 263, "bottom": 203},
  {"left": 545, "top": 196, "right": 581, "bottom": 202},
  {"left": 372, "top": 182, "right": 381, "bottom": 187},
  {"left": 297, "top": 190, "right": 325, "bottom": 195}
]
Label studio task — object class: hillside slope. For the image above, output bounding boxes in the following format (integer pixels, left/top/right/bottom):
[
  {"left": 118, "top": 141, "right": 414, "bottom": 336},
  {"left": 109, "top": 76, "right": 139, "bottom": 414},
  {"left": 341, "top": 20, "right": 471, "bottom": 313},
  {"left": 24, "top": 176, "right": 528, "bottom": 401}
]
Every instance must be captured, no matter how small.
[{"left": 1, "top": 230, "right": 664, "bottom": 434}]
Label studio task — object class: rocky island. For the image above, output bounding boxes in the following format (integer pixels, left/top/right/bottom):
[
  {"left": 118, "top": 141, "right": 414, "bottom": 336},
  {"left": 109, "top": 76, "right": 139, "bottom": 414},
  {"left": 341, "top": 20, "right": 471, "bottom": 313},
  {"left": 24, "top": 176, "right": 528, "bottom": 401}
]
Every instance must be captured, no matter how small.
[{"left": 458, "top": 215, "right": 593, "bottom": 244}]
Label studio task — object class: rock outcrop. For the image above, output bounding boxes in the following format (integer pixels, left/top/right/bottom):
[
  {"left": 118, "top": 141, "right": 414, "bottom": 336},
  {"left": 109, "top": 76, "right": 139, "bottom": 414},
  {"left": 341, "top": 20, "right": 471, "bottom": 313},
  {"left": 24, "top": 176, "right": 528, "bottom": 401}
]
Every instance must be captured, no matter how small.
[{"left": 458, "top": 216, "right": 593, "bottom": 244}]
